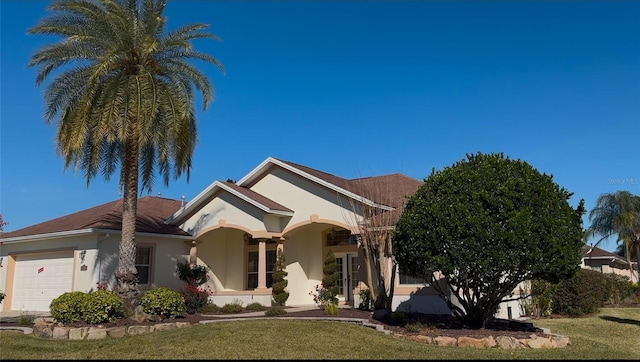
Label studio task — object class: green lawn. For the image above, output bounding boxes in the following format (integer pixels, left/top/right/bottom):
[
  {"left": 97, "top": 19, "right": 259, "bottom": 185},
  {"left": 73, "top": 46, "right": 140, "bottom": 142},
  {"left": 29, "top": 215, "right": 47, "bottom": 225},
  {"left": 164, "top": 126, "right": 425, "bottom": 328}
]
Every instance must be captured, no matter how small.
[{"left": 1, "top": 308, "right": 638, "bottom": 360}]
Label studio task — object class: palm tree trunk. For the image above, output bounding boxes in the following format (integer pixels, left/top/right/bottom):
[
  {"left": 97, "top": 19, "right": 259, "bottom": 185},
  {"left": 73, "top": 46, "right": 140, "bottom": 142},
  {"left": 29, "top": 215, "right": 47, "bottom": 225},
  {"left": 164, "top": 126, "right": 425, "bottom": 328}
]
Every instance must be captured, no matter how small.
[{"left": 114, "top": 137, "right": 140, "bottom": 310}]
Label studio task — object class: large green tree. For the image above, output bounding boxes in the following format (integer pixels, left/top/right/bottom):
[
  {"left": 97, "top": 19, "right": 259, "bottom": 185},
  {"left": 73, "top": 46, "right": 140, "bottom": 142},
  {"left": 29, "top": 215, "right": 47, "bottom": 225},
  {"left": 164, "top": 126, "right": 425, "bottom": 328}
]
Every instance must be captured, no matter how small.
[
  {"left": 27, "top": 0, "right": 224, "bottom": 304},
  {"left": 585, "top": 191, "right": 640, "bottom": 282},
  {"left": 393, "top": 152, "right": 585, "bottom": 329}
]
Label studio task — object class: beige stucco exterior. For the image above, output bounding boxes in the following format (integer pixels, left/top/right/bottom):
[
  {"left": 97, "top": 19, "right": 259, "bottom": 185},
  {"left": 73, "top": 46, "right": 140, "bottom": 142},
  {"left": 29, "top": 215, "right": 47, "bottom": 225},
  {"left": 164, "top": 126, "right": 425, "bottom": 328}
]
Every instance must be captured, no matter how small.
[{"left": 0, "top": 157, "right": 546, "bottom": 320}]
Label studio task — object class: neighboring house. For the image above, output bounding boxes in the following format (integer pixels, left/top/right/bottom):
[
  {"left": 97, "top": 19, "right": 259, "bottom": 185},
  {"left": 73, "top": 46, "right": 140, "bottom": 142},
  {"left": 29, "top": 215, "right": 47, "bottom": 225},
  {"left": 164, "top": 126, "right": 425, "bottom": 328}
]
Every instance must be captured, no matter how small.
[
  {"left": 581, "top": 245, "right": 638, "bottom": 283},
  {"left": 0, "top": 156, "right": 520, "bottom": 319}
]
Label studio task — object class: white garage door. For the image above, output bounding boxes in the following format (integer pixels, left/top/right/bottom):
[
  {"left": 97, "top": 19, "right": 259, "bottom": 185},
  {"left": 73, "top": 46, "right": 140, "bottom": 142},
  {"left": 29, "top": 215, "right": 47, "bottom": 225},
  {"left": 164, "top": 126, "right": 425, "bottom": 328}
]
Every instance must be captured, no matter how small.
[{"left": 12, "top": 250, "right": 74, "bottom": 311}]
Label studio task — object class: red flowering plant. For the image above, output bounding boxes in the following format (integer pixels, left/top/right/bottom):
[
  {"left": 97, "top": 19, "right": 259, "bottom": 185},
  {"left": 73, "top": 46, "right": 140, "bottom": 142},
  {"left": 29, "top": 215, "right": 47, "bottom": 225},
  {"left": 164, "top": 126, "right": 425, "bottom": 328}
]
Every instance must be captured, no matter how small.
[
  {"left": 176, "top": 260, "right": 212, "bottom": 314},
  {"left": 309, "top": 283, "right": 338, "bottom": 307},
  {"left": 96, "top": 282, "right": 108, "bottom": 291},
  {"left": 180, "top": 283, "right": 214, "bottom": 314}
]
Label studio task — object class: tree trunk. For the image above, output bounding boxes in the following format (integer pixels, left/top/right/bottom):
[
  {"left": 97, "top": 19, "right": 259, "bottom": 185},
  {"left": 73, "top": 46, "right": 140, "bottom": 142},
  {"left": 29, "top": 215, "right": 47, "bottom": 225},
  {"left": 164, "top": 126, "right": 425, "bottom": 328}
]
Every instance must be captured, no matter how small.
[
  {"left": 114, "top": 137, "right": 140, "bottom": 313},
  {"left": 634, "top": 241, "right": 640, "bottom": 283},
  {"left": 361, "top": 238, "right": 376, "bottom": 304}
]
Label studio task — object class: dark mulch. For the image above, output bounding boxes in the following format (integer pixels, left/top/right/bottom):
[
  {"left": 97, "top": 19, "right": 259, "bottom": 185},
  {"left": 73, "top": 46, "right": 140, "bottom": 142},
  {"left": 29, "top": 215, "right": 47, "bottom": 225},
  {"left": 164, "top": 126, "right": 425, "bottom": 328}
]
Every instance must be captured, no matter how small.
[{"left": 1, "top": 307, "right": 546, "bottom": 340}]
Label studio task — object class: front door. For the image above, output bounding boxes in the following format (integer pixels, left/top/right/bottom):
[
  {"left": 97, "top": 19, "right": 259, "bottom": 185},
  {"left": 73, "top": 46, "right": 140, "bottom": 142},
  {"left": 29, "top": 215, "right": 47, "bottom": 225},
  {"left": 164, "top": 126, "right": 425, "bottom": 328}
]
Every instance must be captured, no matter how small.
[{"left": 335, "top": 253, "right": 358, "bottom": 302}]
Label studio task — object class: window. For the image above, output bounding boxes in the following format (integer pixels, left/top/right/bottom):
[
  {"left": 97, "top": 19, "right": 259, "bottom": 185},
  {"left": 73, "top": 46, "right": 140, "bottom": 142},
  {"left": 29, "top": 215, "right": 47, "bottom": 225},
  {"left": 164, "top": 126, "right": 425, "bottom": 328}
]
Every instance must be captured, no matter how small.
[
  {"left": 326, "top": 229, "right": 356, "bottom": 246},
  {"left": 399, "top": 273, "right": 426, "bottom": 285},
  {"left": 135, "top": 246, "right": 153, "bottom": 285},
  {"left": 247, "top": 249, "right": 277, "bottom": 289}
]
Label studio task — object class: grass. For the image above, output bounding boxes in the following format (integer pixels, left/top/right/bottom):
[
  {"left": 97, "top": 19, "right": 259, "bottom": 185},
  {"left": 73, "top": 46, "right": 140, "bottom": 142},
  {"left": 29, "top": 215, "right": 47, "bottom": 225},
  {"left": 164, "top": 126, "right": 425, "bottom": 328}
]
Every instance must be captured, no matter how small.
[{"left": 0, "top": 308, "right": 637, "bottom": 360}]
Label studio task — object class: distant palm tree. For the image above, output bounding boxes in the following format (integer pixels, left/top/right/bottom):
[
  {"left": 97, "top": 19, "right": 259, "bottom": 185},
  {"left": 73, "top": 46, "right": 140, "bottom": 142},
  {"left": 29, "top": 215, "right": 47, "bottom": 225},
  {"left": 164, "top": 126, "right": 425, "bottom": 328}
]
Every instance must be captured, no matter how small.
[
  {"left": 585, "top": 191, "right": 640, "bottom": 282},
  {"left": 27, "top": 0, "right": 224, "bottom": 304}
]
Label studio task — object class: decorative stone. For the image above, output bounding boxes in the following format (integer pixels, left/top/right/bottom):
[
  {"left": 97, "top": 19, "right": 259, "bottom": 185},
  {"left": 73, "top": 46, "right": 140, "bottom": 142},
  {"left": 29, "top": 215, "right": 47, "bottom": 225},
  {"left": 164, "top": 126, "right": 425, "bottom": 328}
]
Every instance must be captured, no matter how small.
[
  {"left": 127, "top": 325, "right": 152, "bottom": 335},
  {"left": 551, "top": 334, "right": 571, "bottom": 348},
  {"left": 87, "top": 326, "right": 107, "bottom": 340},
  {"left": 106, "top": 327, "right": 126, "bottom": 338},
  {"left": 176, "top": 322, "right": 191, "bottom": 328},
  {"left": 153, "top": 323, "right": 176, "bottom": 331},
  {"left": 457, "top": 336, "right": 486, "bottom": 348},
  {"left": 433, "top": 336, "right": 457, "bottom": 346},
  {"left": 69, "top": 327, "right": 89, "bottom": 340},
  {"left": 52, "top": 326, "right": 69, "bottom": 339},
  {"left": 495, "top": 336, "right": 523, "bottom": 349},
  {"left": 524, "top": 335, "right": 553, "bottom": 349},
  {"left": 33, "top": 323, "right": 53, "bottom": 338}
]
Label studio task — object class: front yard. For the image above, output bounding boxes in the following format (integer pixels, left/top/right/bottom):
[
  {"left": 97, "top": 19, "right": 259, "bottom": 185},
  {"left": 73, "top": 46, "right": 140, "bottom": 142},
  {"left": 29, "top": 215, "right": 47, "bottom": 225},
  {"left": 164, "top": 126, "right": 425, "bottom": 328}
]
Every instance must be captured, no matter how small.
[{"left": 0, "top": 307, "right": 638, "bottom": 359}]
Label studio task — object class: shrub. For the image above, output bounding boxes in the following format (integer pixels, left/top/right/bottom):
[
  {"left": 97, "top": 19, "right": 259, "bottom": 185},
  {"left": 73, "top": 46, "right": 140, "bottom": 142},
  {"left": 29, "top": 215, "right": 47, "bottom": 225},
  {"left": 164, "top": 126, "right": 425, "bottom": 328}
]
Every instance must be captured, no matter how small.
[
  {"left": 81, "top": 290, "right": 124, "bottom": 324},
  {"left": 604, "top": 274, "right": 638, "bottom": 305},
  {"left": 321, "top": 251, "right": 340, "bottom": 305},
  {"left": 553, "top": 268, "right": 609, "bottom": 317},
  {"left": 180, "top": 284, "right": 211, "bottom": 314},
  {"left": 140, "top": 287, "right": 186, "bottom": 319},
  {"left": 271, "top": 249, "right": 289, "bottom": 306},
  {"left": 524, "top": 279, "right": 557, "bottom": 318},
  {"left": 246, "top": 302, "right": 266, "bottom": 311},
  {"left": 200, "top": 303, "right": 221, "bottom": 313},
  {"left": 220, "top": 302, "right": 243, "bottom": 314},
  {"left": 358, "top": 289, "right": 372, "bottom": 311},
  {"left": 391, "top": 311, "right": 405, "bottom": 322},
  {"left": 265, "top": 306, "right": 287, "bottom": 316},
  {"left": 405, "top": 322, "right": 434, "bottom": 333},
  {"left": 18, "top": 314, "right": 36, "bottom": 326},
  {"left": 324, "top": 303, "right": 338, "bottom": 315},
  {"left": 49, "top": 291, "right": 88, "bottom": 323},
  {"left": 176, "top": 261, "right": 209, "bottom": 287}
]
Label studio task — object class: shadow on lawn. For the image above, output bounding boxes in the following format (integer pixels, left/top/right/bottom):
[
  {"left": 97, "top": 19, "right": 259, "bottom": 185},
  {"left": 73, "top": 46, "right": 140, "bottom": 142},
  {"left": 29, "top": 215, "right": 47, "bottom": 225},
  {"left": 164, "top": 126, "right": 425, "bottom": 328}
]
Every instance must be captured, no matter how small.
[{"left": 598, "top": 315, "right": 640, "bottom": 327}]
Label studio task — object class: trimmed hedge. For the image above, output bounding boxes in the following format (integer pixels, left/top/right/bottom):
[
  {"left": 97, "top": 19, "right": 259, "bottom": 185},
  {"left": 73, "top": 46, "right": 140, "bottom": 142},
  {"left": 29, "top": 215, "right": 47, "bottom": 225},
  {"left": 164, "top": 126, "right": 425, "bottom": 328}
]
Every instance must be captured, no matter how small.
[
  {"left": 50, "top": 291, "right": 88, "bottom": 323},
  {"left": 140, "top": 287, "right": 186, "bottom": 319},
  {"left": 553, "top": 269, "right": 609, "bottom": 317}
]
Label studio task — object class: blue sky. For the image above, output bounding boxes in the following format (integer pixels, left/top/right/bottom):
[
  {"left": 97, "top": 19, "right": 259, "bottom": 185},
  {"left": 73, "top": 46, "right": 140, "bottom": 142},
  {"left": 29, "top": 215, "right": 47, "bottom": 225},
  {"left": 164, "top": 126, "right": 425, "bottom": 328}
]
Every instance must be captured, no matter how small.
[{"left": 1, "top": 1, "right": 638, "bottom": 252}]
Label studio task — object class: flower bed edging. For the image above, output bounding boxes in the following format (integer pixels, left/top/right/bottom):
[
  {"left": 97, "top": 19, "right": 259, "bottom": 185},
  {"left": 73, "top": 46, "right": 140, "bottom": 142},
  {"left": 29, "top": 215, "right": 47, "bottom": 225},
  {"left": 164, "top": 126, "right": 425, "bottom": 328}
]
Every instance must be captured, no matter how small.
[
  {"left": 27, "top": 318, "right": 193, "bottom": 340},
  {"left": 13, "top": 316, "right": 570, "bottom": 348}
]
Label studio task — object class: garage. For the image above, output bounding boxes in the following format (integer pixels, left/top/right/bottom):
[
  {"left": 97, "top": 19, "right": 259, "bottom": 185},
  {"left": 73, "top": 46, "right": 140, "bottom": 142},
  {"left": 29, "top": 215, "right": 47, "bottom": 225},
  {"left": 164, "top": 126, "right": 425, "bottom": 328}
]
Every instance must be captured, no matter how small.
[{"left": 12, "top": 250, "right": 74, "bottom": 311}]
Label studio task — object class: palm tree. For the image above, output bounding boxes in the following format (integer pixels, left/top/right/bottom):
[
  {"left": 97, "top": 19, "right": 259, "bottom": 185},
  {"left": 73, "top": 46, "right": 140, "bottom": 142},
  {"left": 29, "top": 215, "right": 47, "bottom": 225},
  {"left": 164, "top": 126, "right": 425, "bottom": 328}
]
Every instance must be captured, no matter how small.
[
  {"left": 585, "top": 191, "right": 640, "bottom": 282},
  {"left": 27, "top": 0, "right": 224, "bottom": 304}
]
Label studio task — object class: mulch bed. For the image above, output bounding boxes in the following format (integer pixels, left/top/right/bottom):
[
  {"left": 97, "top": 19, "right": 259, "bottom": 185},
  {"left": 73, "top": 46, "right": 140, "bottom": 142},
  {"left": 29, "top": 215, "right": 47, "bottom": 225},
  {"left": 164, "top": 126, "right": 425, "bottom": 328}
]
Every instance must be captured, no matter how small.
[{"left": 2, "top": 307, "right": 547, "bottom": 340}]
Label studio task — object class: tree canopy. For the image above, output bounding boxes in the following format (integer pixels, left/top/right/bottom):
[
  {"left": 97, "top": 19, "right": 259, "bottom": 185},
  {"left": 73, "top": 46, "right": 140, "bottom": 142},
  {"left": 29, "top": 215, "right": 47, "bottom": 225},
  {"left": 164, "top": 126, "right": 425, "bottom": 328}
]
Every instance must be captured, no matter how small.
[
  {"left": 393, "top": 152, "right": 585, "bottom": 328},
  {"left": 27, "top": 0, "right": 224, "bottom": 302},
  {"left": 586, "top": 190, "right": 640, "bottom": 282}
]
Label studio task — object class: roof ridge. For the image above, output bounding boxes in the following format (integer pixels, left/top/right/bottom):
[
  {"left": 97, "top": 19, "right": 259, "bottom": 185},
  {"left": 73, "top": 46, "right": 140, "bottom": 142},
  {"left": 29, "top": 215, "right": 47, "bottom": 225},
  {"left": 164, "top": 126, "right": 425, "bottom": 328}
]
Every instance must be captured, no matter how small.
[{"left": 275, "top": 158, "right": 351, "bottom": 182}]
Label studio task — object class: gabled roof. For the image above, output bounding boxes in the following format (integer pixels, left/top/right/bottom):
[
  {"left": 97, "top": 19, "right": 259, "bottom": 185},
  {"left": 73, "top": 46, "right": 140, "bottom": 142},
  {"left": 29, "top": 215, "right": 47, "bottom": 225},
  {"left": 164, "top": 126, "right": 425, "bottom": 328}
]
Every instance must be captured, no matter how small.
[
  {"left": 170, "top": 157, "right": 422, "bottom": 226},
  {"left": 166, "top": 179, "right": 294, "bottom": 225},
  {"left": 581, "top": 245, "right": 629, "bottom": 265},
  {"left": 0, "top": 196, "right": 190, "bottom": 241}
]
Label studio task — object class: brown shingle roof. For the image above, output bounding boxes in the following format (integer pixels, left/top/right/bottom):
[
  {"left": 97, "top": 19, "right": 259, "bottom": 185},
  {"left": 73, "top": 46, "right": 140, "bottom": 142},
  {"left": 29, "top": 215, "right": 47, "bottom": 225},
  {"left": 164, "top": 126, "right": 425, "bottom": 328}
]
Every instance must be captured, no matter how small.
[
  {"left": 222, "top": 182, "right": 293, "bottom": 212},
  {"left": 581, "top": 245, "right": 627, "bottom": 263},
  {"left": 1, "top": 196, "right": 190, "bottom": 239}
]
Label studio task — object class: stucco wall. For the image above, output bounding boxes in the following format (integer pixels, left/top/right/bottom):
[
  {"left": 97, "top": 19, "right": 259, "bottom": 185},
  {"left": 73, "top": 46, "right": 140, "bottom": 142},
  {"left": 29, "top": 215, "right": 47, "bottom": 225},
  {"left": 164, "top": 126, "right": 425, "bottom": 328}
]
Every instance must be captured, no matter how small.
[
  {"left": 182, "top": 191, "right": 268, "bottom": 237},
  {"left": 198, "top": 228, "right": 245, "bottom": 291},
  {"left": 98, "top": 234, "right": 189, "bottom": 291},
  {"left": 282, "top": 224, "right": 326, "bottom": 305},
  {"left": 251, "top": 168, "right": 363, "bottom": 230}
]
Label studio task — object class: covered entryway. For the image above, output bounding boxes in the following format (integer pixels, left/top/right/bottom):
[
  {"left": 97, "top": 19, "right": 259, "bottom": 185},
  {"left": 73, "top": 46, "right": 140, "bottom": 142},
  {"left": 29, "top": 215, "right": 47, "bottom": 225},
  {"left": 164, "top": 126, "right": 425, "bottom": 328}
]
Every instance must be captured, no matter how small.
[{"left": 12, "top": 250, "right": 74, "bottom": 311}]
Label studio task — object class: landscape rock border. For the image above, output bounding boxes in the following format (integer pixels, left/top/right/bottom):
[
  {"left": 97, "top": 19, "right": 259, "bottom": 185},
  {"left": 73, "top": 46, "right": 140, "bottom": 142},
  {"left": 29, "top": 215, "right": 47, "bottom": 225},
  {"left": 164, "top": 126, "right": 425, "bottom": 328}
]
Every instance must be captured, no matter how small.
[{"left": 2, "top": 316, "right": 570, "bottom": 349}]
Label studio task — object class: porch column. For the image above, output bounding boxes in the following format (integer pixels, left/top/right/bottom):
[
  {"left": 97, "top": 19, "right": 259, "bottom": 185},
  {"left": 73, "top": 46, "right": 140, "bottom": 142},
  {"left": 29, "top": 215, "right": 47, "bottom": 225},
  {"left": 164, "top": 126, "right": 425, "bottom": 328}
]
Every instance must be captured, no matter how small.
[
  {"left": 257, "top": 239, "right": 267, "bottom": 289},
  {"left": 189, "top": 240, "right": 197, "bottom": 266}
]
